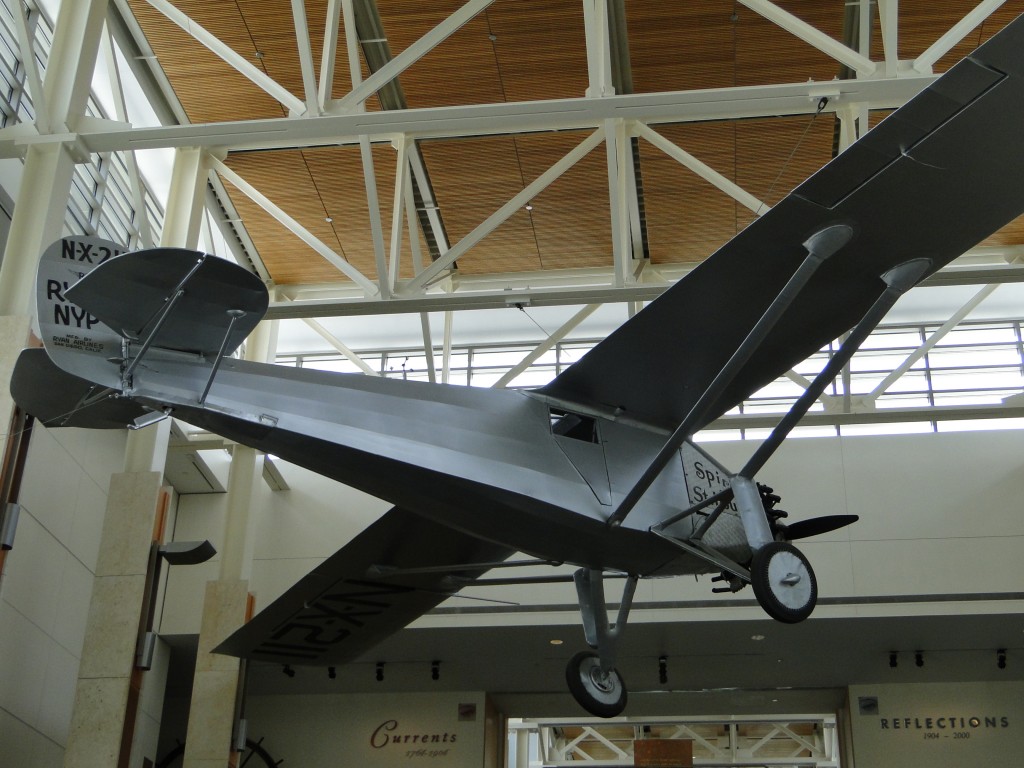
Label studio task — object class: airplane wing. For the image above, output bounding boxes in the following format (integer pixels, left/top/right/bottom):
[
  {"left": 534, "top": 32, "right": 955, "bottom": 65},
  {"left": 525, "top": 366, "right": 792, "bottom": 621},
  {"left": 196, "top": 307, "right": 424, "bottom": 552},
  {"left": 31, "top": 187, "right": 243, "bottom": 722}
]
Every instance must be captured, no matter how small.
[
  {"left": 538, "top": 16, "right": 1024, "bottom": 433},
  {"left": 215, "top": 507, "right": 514, "bottom": 665}
]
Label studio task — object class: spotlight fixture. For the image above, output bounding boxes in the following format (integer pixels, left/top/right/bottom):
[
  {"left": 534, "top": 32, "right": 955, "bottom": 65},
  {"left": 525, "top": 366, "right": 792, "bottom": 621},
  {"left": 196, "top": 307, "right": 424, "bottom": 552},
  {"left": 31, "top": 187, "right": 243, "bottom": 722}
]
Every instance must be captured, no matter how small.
[
  {"left": 658, "top": 656, "right": 668, "bottom": 685},
  {"left": 889, "top": 652, "right": 898, "bottom": 669},
  {"left": 376, "top": 662, "right": 385, "bottom": 682},
  {"left": 997, "top": 649, "right": 1007, "bottom": 670},
  {"left": 432, "top": 660, "right": 440, "bottom": 681},
  {"left": 282, "top": 665, "right": 295, "bottom": 678},
  {"left": 915, "top": 651, "right": 924, "bottom": 668},
  {"left": 328, "top": 666, "right": 336, "bottom": 680},
  {"left": 525, "top": 203, "right": 534, "bottom": 212}
]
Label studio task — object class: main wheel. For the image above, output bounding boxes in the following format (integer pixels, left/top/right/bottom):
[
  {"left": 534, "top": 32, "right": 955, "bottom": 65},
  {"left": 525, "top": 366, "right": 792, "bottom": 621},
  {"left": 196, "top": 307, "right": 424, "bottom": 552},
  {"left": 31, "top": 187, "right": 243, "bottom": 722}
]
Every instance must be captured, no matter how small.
[
  {"left": 750, "top": 541, "right": 817, "bottom": 623},
  {"left": 565, "top": 651, "right": 627, "bottom": 718}
]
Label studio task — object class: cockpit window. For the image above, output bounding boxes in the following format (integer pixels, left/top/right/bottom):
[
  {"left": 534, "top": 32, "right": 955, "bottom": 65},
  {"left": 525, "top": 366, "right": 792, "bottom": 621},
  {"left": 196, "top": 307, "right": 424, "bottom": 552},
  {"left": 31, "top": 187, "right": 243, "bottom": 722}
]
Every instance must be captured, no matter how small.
[{"left": 549, "top": 408, "right": 599, "bottom": 443}]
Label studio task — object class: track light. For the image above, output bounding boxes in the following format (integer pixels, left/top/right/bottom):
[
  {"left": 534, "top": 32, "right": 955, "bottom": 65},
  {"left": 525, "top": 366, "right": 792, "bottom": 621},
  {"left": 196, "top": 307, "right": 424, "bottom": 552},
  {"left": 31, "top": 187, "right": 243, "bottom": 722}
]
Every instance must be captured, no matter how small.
[
  {"left": 997, "top": 649, "right": 1007, "bottom": 670},
  {"left": 328, "top": 666, "right": 336, "bottom": 680},
  {"left": 915, "top": 652, "right": 924, "bottom": 668},
  {"left": 432, "top": 660, "right": 440, "bottom": 681},
  {"left": 376, "top": 662, "right": 385, "bottom": 682},
  {"left": 282, "top": 665, "right": 295, "bottom": 678},
  {"left": 889, "top": 652, "right": 898, "bottom": 669},
  {"left": 658, "top": 656, "right": 668, "bottom": 685}
]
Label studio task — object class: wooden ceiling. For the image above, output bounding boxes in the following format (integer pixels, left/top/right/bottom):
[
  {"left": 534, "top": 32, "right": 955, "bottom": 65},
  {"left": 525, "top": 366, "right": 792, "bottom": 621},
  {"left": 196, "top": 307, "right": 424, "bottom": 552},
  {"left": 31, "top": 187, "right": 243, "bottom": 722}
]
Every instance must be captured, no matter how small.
[{"left": 125, "top": 1, "right": 1024, "bottom": 287}]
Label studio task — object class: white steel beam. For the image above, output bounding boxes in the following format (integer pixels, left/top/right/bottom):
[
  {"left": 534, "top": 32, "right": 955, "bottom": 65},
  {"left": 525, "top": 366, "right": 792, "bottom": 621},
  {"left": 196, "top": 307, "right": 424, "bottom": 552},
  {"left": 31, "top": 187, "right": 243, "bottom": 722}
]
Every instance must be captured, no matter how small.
[
  {"left": 387, "top": 135, "right": 409, "bottom": 294},
  {"left": 408, "top": 146, "right": 450, "bottom": 253},
  {"left": 261, "top": 260, "right": 1024, "bottom": 319},
  {"left": 210, "top": 156, "right": 380, "bottom": 294},
  {"left": 878, "top": 0, "right": 899, "bottom": 78},
  {"left": 302, "top": 316, "right": 380, "bottom": 375},
  {"left": 404, "top": 127, "right": 607, "bottom": 294},
  {"left": 317, "top": 0, "right": 343, "bottom": 110},
  {"left": 635, "top": 122, "right": 769, "bottom": 215},
  {"left": 6, "top": 0, "right": 48, "bottom": 131},
  {"left": 359, "top": 134, "right": 391, "bottom": 298},
  {"left": 0, "top": 76, "right": 936, "bottom": 157},
  {"left": 442, "top": 310, "right": 454, "bottom": 384},
  {"left": 738, "top": 0, "right": 876, "bottom": 76},
  {"left": 868, "top": 283, "right": 1000, "bottom": 400},
  {"left": 291, "top": 0, "right": 320, "bottom": 114},
  {"left": 605, "top": 119, "right": 633, "bottom": 286},
  {"left": 144, "top": 0, "right": 307, "bottom": 115},
  {"left": 492, "top": 304, "right": 600, "bottom": 388},
  {"left": 913, "top": 0, "right": 1006, "bottom": 74},
  {"left": 331, "top": 0, "right": 496, "bottom": 111},
  {"left": 582, "top": 0, "right": 614, "bottom": 97},
  {"left": 100, "top": 23, "right": 153, "bottom": 248}
]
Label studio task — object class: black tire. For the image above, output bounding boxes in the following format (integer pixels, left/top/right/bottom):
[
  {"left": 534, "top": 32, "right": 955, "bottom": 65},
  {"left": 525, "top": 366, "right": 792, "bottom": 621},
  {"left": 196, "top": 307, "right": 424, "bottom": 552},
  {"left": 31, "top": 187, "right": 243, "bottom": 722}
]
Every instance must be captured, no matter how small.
[
  {"left": 750, "top": 541, "right": 817, "bottom": 624},
  {"left": 565, "top": 650, "right": 627, "bottom": 718}
]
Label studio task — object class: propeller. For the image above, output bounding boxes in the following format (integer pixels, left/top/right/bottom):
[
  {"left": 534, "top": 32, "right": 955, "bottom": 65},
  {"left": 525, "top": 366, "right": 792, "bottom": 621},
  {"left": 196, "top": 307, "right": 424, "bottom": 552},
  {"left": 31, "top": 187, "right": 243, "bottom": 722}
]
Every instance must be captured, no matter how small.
[
  {"left": 756, "top": 484, "right": 858, "bottom": 542},
  {"left": 777, "top": 514, "right": 859, "bottom": 541}
]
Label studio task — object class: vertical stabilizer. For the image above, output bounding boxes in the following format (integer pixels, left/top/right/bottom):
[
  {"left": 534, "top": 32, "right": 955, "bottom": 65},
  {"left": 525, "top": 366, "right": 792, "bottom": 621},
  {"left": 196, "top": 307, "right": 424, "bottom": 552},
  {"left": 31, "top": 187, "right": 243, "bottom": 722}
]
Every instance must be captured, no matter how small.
[{"left": 35, "top": 236, "right": 127, "bottom": 388}]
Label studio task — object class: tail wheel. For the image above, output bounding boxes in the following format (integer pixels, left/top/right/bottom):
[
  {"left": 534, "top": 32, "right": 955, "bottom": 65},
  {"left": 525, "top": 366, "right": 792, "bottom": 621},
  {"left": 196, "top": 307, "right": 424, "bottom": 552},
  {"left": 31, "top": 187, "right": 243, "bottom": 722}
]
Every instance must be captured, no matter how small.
[
  {"left": 566, "top": 651, "right": 627, "bottom": 718},
  {"left": 750, "top": 541, "right": 817, "bottom": 623}
]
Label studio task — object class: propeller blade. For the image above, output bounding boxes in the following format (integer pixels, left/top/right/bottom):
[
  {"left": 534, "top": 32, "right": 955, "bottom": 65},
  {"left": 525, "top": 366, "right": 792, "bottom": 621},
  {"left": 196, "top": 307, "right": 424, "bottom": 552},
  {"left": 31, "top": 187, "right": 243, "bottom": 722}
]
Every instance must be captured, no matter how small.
[{"left": 782, "top": 514, "right": 859, "bottom": 540}]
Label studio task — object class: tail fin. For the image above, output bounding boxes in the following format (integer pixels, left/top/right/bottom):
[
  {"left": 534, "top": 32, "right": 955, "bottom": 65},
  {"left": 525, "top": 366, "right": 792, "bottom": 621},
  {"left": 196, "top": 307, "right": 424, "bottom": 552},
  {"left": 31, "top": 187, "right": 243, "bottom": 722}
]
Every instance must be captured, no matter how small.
[
  {"left": 35, "top": 236, "right": 129, "bottom": 391},
  {"left": 18, "top": 236, "right": 269, "bottom": 429}
]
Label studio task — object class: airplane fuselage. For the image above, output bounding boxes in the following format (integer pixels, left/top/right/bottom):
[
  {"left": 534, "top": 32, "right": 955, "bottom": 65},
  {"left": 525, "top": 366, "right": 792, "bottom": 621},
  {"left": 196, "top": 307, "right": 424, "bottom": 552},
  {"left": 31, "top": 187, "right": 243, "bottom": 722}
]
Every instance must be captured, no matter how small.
[{"left": 131, "top": 351, "right": 752, "bottom": 578}]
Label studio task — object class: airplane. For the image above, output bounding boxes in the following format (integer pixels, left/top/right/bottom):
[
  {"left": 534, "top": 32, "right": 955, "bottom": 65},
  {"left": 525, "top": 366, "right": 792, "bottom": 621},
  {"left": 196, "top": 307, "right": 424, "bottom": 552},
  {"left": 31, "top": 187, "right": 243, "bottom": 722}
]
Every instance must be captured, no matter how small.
[{"left": 9, "top": 14, "right": 1024, "bottom": 718}]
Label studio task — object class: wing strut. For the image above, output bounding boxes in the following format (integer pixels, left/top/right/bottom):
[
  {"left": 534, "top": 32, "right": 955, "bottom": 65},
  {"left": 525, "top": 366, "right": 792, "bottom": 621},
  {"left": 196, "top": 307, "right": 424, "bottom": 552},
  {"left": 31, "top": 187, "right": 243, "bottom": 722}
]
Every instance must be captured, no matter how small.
[
  {"left": 606, "top": 224, "right": 853, "bottom": 528},
  {"left": 737, "top": 257, "right": 932, "bottom": 480}
]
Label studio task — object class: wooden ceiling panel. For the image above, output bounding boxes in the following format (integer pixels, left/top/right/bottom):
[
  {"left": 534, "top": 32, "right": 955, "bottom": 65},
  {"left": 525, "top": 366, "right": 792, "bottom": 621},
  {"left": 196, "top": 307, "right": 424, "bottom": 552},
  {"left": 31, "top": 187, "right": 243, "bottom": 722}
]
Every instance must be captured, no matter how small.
[
  {"left": 373, "top": 1, "right": 505, "bottom": 108},
  {"left": 418, "top": 135, "right": 542, "bottom": 274},
  {"left": 223, "top": 145, "right": 429, "bottom": 285},
  {"left": 483, "top": 1, "right": 590, "bottom": 103},
  {"left": 638, "top": 122, "right": 743, "bottom": 265},
  {"left": 513, "top": 132, "right": 611, "bottom": 271},
  {"left": 127, "top": 0, "right": 288, "bottom": 122}
]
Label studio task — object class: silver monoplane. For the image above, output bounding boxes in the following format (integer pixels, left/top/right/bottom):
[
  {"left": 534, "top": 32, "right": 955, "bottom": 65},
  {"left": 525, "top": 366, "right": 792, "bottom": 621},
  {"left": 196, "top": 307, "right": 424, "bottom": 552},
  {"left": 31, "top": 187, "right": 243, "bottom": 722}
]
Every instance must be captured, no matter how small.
[{"left": 11, "top": 16, "right": 1024, "bottom": 716}]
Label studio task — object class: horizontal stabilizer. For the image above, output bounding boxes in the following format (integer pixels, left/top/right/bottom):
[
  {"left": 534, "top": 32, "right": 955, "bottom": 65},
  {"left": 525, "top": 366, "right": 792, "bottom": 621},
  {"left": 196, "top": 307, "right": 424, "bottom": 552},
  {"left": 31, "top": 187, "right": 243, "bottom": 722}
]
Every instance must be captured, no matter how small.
[
  {"left": 65, "top": 248, "right": 268, "bottom": 357},
  {"left": 10, "top": 348, "right": 149, "bottom": 429},
  {"left": 215, "top": 507, "right": 513, "bottom": 665}
]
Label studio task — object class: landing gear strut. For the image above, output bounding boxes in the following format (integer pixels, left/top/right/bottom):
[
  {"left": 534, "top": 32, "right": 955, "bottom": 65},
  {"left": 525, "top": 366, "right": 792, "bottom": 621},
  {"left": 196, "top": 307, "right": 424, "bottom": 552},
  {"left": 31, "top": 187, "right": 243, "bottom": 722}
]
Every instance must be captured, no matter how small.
[{"left": 568, "top": 568, "right": 637, "bottom": 717}]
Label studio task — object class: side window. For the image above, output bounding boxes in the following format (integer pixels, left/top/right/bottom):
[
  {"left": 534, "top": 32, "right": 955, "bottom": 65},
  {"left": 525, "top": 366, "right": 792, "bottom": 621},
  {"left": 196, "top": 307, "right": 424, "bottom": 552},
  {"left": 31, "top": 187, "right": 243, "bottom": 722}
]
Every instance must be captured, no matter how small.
[{"left": 549, "top": 408, "right": 599, "bottom": 444}]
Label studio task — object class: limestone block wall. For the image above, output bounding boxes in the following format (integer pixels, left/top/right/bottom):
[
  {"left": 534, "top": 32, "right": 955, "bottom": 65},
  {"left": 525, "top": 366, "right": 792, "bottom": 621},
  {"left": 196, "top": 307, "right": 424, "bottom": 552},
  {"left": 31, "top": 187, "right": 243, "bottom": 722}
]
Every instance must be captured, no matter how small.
[{"left": 0, "top": 425, "right": 125, "bottom": 767}]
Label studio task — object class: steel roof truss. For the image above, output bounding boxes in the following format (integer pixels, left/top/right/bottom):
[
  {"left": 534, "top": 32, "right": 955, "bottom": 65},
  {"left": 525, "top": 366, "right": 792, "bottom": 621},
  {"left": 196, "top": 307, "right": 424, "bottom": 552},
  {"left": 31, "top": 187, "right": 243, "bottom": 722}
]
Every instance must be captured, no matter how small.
[
  {"left": 331, "top": 0, "right": 496, "bottom": 112},
  {"left": 635, "top": 122, "right": 769, "bottom": 216},
  {"left": 290, "top": 0, "right": 320, "bottom": 115},
  {"left": 582, "top": 0, "right": 615, "bottom": 98},
  {"left": 358, "top": 133, "right": 391, "bottom": 298},
  {"left": 739, "top": 0, "right": 877, "bottom": 77},
  {"left": 386, "top": 134, "right": 409, "bottom": 295},
  {"left": 913, "top": 0, "right": 1008, "bottom": 74},
  {"left": 317, "top": 0, "right": 343, "bottom": 111},
  {"left": 143, "top": 0, "right": 307, "bottom": 116},
  {"left": 210, "top": 156, "right": 379, "bottom": 295},
  {"left": 403, "top": 127, "right": 607, "bottom": 295}
]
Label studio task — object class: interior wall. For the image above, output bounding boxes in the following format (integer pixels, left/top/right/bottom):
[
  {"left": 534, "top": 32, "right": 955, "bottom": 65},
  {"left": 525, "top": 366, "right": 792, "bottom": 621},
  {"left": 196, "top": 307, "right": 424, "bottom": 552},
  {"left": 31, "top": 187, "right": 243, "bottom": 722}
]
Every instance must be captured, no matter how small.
[
  {"left": 847, "top": 681, "right": 1022, "bottom": 767},
  {"left": 239, "top": 691, "right": 489, "bottom": 768},
  {"left": 0, "top": 425, "right": 126, "bottom": 767},
  {"left": 160, "top": 428, "right": 1024, "bottom": 634}
]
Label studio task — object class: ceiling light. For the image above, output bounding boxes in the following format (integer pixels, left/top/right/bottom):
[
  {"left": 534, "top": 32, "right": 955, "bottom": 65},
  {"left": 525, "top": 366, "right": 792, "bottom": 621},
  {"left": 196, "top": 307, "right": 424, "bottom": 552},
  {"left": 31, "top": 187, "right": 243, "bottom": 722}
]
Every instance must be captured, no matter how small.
[
  {"left": 325, "top": 216, "right": 333, "bottom": 223},
  {"left": 525, "top": 203, "right": 533, "bottom": 211},
  {"left": 751, "top": 634, "right": 765, "bottom": 641},
  {"left": 549, "top": 639, "right": 563, "bottom": 645}
]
